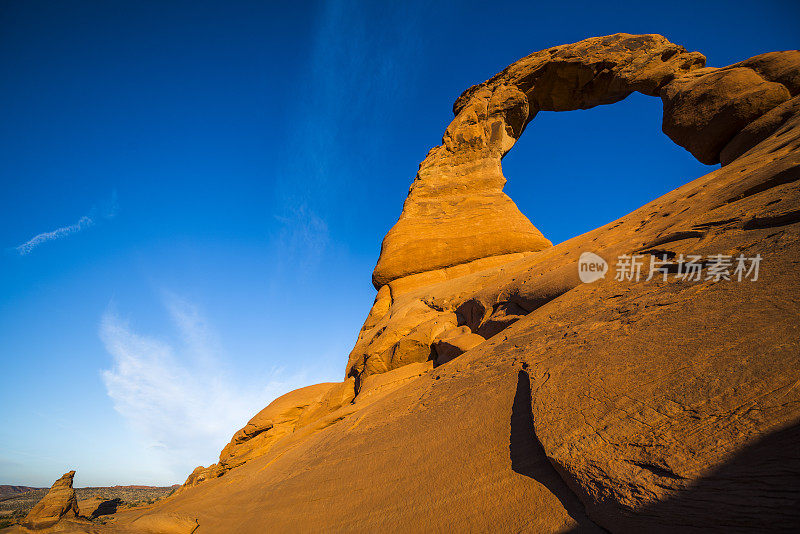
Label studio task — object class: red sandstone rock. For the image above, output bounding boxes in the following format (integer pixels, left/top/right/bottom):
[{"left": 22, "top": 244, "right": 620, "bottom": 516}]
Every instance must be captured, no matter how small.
[{"left": 21, "top": 471, "right": 79, "bottom": 530}]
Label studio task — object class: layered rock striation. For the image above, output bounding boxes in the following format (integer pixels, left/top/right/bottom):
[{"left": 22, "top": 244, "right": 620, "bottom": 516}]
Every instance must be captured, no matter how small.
[{"left": 21, "top": 471, "right": 79, "bottom": 530}]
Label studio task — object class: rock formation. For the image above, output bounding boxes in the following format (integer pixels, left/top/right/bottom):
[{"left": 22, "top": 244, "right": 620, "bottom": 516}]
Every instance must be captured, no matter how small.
[
  {"left": 65, "top": 34, "right": 799, "bottom": 533},
  {"left": 661, "top": 56, "right": 794, "bottom": 164},
  {"left": 180, "top": 381, "right": 356, "bottom": 488},
  {"left": 344, "top": 34, "right": 800, "bottom": 391},
  {"left": 21, "top": 471, "right": 79, "bottom": 530},
  {"left": 371, "top": 34, "right": 707, "bottom": 291},
  {"left": 354, "top": 34, "right": 690, "bottom": 385}
]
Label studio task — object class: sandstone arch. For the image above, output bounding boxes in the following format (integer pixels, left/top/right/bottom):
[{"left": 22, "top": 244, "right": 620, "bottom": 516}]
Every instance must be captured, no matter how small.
[
  {"left": 372, "top": 34, "right": 706, "bottom": 289},
  {"left": 372, "top": 34, "right": 796, "bottom": 292},
  {"left": 352, "top": 34, "right": 797, "bottom": 384}
]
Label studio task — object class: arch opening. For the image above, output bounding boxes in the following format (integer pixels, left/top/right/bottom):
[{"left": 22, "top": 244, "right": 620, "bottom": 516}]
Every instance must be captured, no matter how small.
[{"left": 503, "top": 92, "right": 712, "bottom": 245}]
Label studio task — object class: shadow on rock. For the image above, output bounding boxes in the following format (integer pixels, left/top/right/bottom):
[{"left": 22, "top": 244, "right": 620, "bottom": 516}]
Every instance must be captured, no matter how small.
[
  {"left": 91, "top": 498, "right": 122, "bottom": 519},
  {"left": 510, "top": 370, "right": 605, "bottom": 533},
  {"left": 583, "top": 421, "right": 800, "bottom": 533}
]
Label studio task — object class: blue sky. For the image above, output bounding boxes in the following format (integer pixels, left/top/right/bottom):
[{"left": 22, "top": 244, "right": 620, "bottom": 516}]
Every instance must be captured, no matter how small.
[{"left": 1, "top": 1, "right": 798, "bottom": 487}]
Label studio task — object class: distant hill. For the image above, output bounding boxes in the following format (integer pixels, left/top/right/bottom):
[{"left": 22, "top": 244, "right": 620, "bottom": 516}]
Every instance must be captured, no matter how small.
[{"left": 0, "top": 486, "right": 43, "bottom": 501}]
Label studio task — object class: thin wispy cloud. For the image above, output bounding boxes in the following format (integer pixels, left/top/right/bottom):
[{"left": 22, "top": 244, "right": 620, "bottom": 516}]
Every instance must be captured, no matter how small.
[
  {"left": 99, "top": 294, "right": 312, "bottom": 480},
  {"left": 16, "top": 216, "right": 95, "bottom": 255},
  {"left": 269, "top": 3, "right": 423, "bottom": 261},
  {"left": 14, "top": 191, "right": 118, "bottom": 256},
  {"left": 273, "top": 204, "right": 329, "bottom": 274},
  {"left": 292, "top": 2, "right": 423, "bottom": 186}
]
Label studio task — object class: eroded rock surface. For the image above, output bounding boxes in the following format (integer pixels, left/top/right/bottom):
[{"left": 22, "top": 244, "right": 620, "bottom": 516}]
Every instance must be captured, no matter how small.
[
  {"left": 432, "top": 326, "right": 484, "bottom": 365},
  {"left": 128, "top": 513, "right": 198, "bottom": 534},
  {"left": 180, "top": 381, "right": 356, "bottom": 489},
  {"left": 662, "top": 66, "right": 791, "bottom": 164}
]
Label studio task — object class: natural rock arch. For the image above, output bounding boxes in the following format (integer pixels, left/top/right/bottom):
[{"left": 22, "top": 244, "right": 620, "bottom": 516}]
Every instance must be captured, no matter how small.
[
  {"left": 371, "top": 33, "right": 796, "bottom": 292},
  {"left": 347, "top": 33, "right": 798, "bottom": 384}
]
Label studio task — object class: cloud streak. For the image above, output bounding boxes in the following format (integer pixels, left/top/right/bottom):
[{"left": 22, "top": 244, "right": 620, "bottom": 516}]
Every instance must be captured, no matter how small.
[
  {"left": 16, "top": 216, "right": 95, "bottom": 255},
  {"left": 99, "top": 295, "right": 310, "bottom": 481},
  {"left": 268, "top": 3, "right": 423, "bottom": 266},
  {"left": 273, "top": 204, "right": 329, "bottom": 275},
  {"left": 14, "top": 191, "right": 118, "bottom": 255}
]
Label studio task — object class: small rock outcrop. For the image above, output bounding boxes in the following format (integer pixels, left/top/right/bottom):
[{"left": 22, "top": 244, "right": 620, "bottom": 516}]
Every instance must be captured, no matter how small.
[
  {"left": 432, "top": 326, "right": 484, "bottom": 365},
  {"left": 21, "top": 471, "right": 79, "bottom": 530}
]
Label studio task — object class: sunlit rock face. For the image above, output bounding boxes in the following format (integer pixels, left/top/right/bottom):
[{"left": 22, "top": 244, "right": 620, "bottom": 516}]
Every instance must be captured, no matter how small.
[
  {"left": 177, "top": 381, "right": 357, "bottom": 489},
  {"left": 22, "top": 471, "right": 79, "bottom": 530},
  {"left": 121, "top": 35, "right": 800, "bottom": 533}
]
